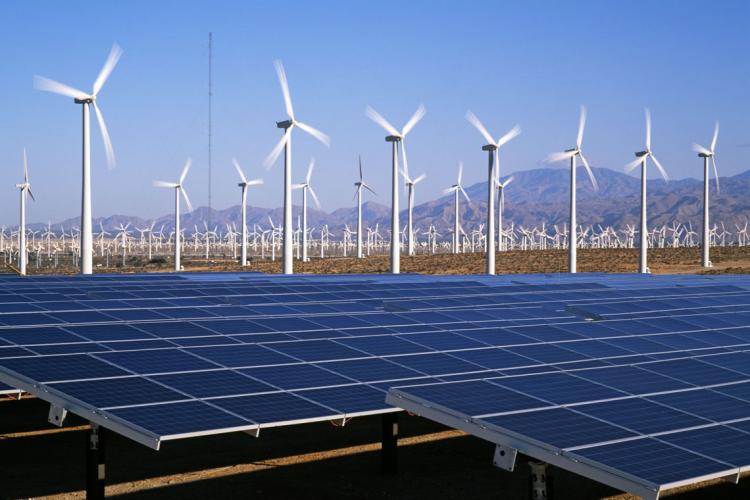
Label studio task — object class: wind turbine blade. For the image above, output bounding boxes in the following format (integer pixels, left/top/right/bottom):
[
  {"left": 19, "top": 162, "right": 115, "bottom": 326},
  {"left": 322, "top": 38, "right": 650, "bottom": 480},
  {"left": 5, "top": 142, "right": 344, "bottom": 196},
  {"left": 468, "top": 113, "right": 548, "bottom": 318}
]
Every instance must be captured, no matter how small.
[
  {"left": 27, "top": 187, "right": 36, "bottom": 202},
  {"left": 273, "top": 60, "right": 294, "bottom": 120},
  {"left": 399, "top": 167, "right": 412, "bottom": 184},
  {"left": 306, "top": 158, "right": 315, "bottom": 183},
  {"left": 711, "top": 121, "right": 719, "bottom": 152},
  {"left": 413, "top": 173, "right": 426, "bottom": 184},
  {"left": 233, "top": 158, "right": 248, "bottom": 184},
  {"left": 545, "top": 150, "right": 577, "bottom": 163},
  {"left": 401, "top": 104, "right": 426, "bottom": 136},
  {"left": 363, "top": 183, "right": 376, "bottom": 195},
  {"left": 247, "top": 178, "right": 264, "bottom": 186},
  {"left": 180, "top": 187, "right": 193, "bottom": 213},
  {"left": 153, "top": 180, "right": 178, "bottom": 188},
  {"left": 624, "top": 157, "right": 644, "bottom": 173},
  {"left": 692, "top": 143, "right": 712, "bottom": 156},
  {"left": 365, "top": 106, "right": 399, "bottom": 136},
  {"left": 92, "top": 102, "right": 116, "bottom": 169},
  {"left": 23, "top": 149, "right": 28, "bottom": 183},
  {"left": 650, "top": 153, "right": 669, "bottom": 181},
  {"left": 358, "top": 155, "right": 363, "bottom": 181},
  {"left": 645, "top": 108, "right": 651, "bottom": 151},
  {"left": 92, "top": 43, "right": 123, "bottom": 96},
  {"left": 712, "top": 156, "right": 720, "bottom": 192},
  {"left": 465, "top": 111, "right": 495, "bottom": 145},
  {"left": 296, "top": 121, "right": 330, "bottom": 147},
  {"left": 292, "top": 183, "right": 305, "bottom": 190},
  {"left": 33, "top": 76, "right": 88, "bottom": 100},
  {"left": 460, "top": 186, "right": 471, "bottom": 203},
  {"left": 458, "top": 162, "right": 463, "bottom": 185},
  {"left": 179, "top": 158, "right": 192, "bottom": 184},
  {"left": 578, "top": 152, "right": 599, "bottom": 191},
  {"left": 308, "top": 185, "right": 321, "bottom": 209},
  {"left": 443, "top": 186, "right": 456, "bottom": 195},
  {"left": 400, "top": 140, "right": 410, "bottom": 187},
  {"left": 576, "top": 106, "right": 587, "bottom": 149},
  {"left": 264, "top": 128, "right": 291, "bottom": 168},
  {"left": 504, "top": 175, "right": 515, "bottom": 187},
  {"left": 497, "top": 124, "right": 521, "bottom": 148}
]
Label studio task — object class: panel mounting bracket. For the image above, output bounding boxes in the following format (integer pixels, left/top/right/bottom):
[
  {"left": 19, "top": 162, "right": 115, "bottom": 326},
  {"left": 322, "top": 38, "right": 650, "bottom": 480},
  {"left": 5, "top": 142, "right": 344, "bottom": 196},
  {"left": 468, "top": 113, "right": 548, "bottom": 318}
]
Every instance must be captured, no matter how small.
[
  {"left": 492, "top": 443, "right": 517, "bottom": 471},
  {"left": 244, "top": 428, "right": 260, "bottom": 438},
  {"left": 48, "top": 404, "right": 68, "bottom": 427}
]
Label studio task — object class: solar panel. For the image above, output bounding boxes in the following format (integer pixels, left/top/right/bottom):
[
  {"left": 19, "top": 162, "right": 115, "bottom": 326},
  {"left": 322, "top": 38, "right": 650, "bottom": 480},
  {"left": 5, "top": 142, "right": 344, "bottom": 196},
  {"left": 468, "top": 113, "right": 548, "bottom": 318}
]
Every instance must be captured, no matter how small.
[{"left": 2, "top": 272, "right": 750, "bottom": 499}]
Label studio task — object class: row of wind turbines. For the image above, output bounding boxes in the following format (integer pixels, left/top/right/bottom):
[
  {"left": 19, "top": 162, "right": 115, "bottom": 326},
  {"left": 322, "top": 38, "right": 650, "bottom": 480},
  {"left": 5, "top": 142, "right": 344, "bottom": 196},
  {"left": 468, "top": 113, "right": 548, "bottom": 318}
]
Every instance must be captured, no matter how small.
[{"left": 15, "top": 43, "right": 724, "bottom": 276}]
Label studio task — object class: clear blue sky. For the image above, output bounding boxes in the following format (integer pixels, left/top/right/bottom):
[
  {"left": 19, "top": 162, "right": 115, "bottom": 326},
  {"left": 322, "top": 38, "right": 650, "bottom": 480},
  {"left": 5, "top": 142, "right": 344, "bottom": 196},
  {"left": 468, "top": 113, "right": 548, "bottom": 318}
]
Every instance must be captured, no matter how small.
[{"left": 1, "top": 0, "right": 748, "bottom": 226}]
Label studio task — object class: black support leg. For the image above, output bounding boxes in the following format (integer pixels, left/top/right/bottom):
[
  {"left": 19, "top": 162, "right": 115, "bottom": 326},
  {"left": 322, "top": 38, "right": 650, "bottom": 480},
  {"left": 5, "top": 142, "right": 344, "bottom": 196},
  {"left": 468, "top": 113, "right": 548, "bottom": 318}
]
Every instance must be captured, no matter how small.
[
  {"left": 381, "top": 412, "right": 399, "bottom": 474},
  {"left": 86, "top": 424, "right": 106, "bottom": 500}
]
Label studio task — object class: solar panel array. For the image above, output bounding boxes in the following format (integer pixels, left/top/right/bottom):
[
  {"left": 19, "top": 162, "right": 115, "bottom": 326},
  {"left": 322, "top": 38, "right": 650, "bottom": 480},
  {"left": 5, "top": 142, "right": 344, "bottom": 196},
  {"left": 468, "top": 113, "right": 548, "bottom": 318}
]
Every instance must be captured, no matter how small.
[{"left": 1, "top": 272, "right": 750, "bottom": 499}]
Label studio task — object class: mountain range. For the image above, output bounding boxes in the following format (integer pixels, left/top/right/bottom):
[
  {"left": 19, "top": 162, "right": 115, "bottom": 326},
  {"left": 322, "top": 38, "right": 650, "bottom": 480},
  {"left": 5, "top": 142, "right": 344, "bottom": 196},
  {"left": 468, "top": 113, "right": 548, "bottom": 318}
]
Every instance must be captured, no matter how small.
[{"left": 18, "top": 167, "right": 750, "bottom": 237}]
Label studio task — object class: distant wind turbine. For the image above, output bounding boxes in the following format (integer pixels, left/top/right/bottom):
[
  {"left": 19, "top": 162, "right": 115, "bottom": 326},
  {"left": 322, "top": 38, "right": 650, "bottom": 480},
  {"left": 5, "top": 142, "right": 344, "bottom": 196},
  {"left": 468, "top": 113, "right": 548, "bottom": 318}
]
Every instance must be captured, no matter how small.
[
  {"left": 15, "top": 149, "right": 35, "bottom": 275},
  {"left": 34, "top": 43, "right": 122, "bottom": 275},
  {"left": 466, "top": 111, "right": 520, "bottom": 275},
  {"left": 354, "top": 156, "right": 376, "bottom": 259},
  {"left": 366, "top": 104, "right": 426, "bottom": 273},
  {"left": 400, "top": 162, "right": 426, "bottom": 256},
  {"left": 693, "top": 122, "right": 720, "bottom": 268},
  {"left": 443, "top": 163, "right": 470, "bottom": 255},
  {"left": 496, "top": 175, "right": 514, "bottom": 251},
  {"left": 233, "top": 159, "right": 263, "bottom": 267},
  {"left": 264, "top": 61, "right": 330, "bottom": 274},
  {"left": 153, "top": 159, "right": 193, "bottom": 272},
  {"left": 546, "top": 106, "right": 598, "bottom": 273},
  {"left": 624, "top": 108, "right": 668, "bottom": 274},
  {"left": 293, "top": 159, "right": 320, "bottom": 263}
]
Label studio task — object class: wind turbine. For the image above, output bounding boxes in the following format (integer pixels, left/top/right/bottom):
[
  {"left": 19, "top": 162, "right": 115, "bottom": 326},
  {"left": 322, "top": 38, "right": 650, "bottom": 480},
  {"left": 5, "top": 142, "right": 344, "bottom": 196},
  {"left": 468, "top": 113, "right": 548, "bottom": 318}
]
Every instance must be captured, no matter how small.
[
  {"left": 233, "top": 159, "right": 263, "bottom": 267},
  {"left": 400, "top": 162, "right": 426, "bottom": 256},
  {"left": 624, "top": 109, "right": 669, "bottom": 274},
  {"left": 496, "top": 175, "right": 514, "bottom": 251},
  {"left": 545, "top": 106, "right": 598, "bottom": 273},
  {"left": 34, "top": 43, "right": 121, "bottom": 275},
  {"left": 366, "top": 104, "right": 426, "bottom": 273},
  {"left": 264, "top": 60, "right": 330, "bottom": 274},
  {"left": 693, "top": 122, "right": 720, "bottom": 268},
  {"left": 292, "top": 159, "right": 320, "bottom": 263},
  {"left": 15, "top": 150, "right": 35, "bottom": 275},
  {"left": 466, "top": 111, "right": 520, "bottom": 275},
  {"left": 153, "top": 159, "right": 193, "bottom": 272},
  {"left": 354, "top": 155, "right": 376, "bottom": 259},
  {"left": 443, "top": 163, "right": 470, "bottom": 255}
]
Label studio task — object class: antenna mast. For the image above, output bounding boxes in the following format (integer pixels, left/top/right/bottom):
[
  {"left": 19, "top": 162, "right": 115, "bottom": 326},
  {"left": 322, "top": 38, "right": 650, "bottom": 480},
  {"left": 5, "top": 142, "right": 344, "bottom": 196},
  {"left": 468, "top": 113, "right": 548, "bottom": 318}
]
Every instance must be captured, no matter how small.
[{"left": 208, "top": 32, "right": 213, "bottom": 230}]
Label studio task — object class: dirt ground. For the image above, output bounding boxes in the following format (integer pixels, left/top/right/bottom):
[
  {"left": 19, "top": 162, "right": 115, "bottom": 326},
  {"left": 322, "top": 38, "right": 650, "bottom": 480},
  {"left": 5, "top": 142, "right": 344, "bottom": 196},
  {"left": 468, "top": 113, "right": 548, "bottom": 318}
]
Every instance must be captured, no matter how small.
[
  {"left": 4, "top": 248, "right": 750, "bottom": 499},
  {"left": 18, "top": 246, "right": 750, "bottom": 276}
]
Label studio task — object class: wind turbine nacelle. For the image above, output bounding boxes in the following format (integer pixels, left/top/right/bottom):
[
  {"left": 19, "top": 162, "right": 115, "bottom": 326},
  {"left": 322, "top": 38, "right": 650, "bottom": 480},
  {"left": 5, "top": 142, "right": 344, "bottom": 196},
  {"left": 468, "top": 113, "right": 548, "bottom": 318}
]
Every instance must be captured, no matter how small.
[
  {"left": 635, "top": 151, "right": 648, "bottom": 158},
  {"left": 74, "top": 97, "right": 94, "bottom": 104},
  {"left": 482, "top": 144, "right": 498, "bottom": 151},
  {"left": 276, "top": 120, "right": 293, "bottom": 129},
  {"left": 697, "top": 152, "right": 712, "bottom": 158},
  {"left": 385, "top": 135, "right": 401, "bottom": 143}
]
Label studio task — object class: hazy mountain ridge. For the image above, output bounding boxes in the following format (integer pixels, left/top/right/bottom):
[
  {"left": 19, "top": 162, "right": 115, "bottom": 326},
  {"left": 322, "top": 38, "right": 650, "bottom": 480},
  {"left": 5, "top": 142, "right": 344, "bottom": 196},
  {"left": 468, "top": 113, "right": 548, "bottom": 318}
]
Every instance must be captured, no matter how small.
[{"left": 18, "top": 167, "right": 750, "bottom": 237}]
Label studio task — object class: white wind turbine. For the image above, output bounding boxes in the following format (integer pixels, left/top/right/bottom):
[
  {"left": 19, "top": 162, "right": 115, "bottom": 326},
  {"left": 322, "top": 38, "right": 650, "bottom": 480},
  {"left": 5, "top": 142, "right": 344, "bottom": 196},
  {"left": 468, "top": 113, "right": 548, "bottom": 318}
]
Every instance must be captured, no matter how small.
[
  {"left": 354, "top": 155, "right": 376, "bottom": 259},
  {"left": 366, "top": 104, "right": 426, "bottom": 273},
  {"left": 400, "top": 162, "right": 426, "bottom": 256},
  {"left": 153, "top": 159, "right": 193, "bottom": 272},
  {"left": 624, "top": 109, "right": 669, "bottom": 274},
  {"left": 466, "top": 111, "right": 520, "bottom": 275},
  {"left": 496, "top": 175, "right": 514, "bottom": 251},
  {"left": 34, "top": 43, "right": 122, "bottom": 275},
  {"left": 264, "top": 60, "right": 330, "bottom": 274},
  {"left": 292, "top": 159, "right": 321, "bottom": 263},
  {"left": 443, "top": 163, "right": 470, "bottom": 255},
  {"left": 545, "top": 106, "right": 598, "bottom": 273},
  {"left": 693, "top": 122, "right": 720, "bottom": 268},
  {"left": 233, "top": 158, "right": 263, "bottom": 267},
  {"left": 15, "top": 150, "right": 35, "bottom": 275}
]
